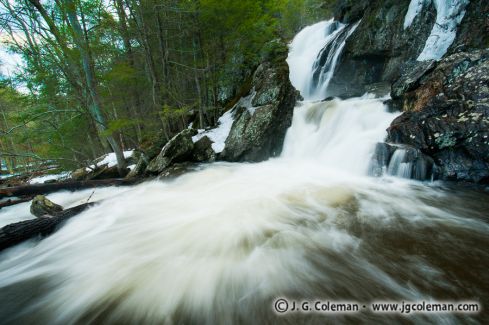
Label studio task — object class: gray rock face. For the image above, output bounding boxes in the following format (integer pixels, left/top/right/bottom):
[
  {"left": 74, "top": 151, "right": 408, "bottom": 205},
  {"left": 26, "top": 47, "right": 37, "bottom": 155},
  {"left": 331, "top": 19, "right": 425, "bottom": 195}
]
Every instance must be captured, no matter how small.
[
  {"left": 220, "top": 59, "right": 297, "bottom": 162},
  {"left": 387, "top": 50, "right": 489, "bottom": 183},
  {"left": 449, "top": 0, "right": 489, "bottom": 53},
  {"left": 325, "top": 0, "right": 486, "bottom": 98},
  {"left": 327, "top": 0, "right": 436, "bottom": 97},
  {"left": 146, "top": 129, "right": 197, "bottom": 174}
]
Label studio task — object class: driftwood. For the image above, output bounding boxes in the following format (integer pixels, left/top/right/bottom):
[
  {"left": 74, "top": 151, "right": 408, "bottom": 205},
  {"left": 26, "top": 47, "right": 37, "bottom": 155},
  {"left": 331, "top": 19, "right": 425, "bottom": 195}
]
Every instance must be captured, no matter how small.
[
  {"left": 0, "top": 202, "right": 95, "bottom": 252},
  {"left": 0, "top": 178, "right": 140, "bottom": 199}
]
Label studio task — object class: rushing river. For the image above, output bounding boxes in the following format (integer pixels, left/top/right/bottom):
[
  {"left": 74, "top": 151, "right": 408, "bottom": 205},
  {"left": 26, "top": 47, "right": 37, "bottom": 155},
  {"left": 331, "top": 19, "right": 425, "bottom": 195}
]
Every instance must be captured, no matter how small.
[{"left": 0, "top": 20, "right": 488, "bottom": 324}]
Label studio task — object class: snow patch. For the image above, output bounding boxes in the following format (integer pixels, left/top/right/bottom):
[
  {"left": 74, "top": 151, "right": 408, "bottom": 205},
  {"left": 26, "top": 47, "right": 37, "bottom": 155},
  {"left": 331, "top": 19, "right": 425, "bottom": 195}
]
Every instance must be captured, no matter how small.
[
  {"left": 404, "top": 0, "right": 470, "bottom": 61},
  {"left": 29, "top": 172, "right": 70, "bottom": 184},
  {"left": 192, "top": 110, "right": 235, "bottom": 153},
  {"left": 237, "top": 89, "right": 257, "bottom": 115},
  {"left": 87, "top": 150, "right": 134, "bottom": 171}
]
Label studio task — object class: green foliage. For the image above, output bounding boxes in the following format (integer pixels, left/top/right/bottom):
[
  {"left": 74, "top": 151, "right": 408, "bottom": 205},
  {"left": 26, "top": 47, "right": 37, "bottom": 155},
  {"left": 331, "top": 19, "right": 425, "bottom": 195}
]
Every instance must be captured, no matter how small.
[{"left": 0, "top": 0, "right": 330, "bottom": 171}]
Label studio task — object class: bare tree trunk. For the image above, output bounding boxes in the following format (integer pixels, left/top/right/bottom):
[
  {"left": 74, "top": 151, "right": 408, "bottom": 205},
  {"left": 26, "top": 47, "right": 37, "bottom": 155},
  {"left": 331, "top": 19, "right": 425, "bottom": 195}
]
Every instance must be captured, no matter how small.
[
  {"left": 64, "top": 0, "right": 127, "bottom": 174},
  {"left": 114, "top": 0, "right": 143, "bottom": 142}
]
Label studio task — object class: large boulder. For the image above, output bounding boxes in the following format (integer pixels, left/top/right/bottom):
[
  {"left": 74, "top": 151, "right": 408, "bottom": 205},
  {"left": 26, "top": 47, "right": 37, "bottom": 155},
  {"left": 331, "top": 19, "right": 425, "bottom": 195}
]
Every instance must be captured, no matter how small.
[
  {"left": 146, "top": 129, "right": 197, "bottom": 174},
  {"left": 30, "top": 195, "right": 63, "bottom": 218},
  {"left": 387, "top": 50, "right": 489, "bottom": 183},
  {"left": 220, "top": 53, "right": 298, "bottom": 162}
]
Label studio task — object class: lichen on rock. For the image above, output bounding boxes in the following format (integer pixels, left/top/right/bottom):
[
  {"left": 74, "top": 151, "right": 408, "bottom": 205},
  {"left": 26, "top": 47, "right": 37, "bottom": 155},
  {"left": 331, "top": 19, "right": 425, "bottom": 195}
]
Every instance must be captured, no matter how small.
[{"left": 387, "top": 49, "right": 489, "bottom": 183}]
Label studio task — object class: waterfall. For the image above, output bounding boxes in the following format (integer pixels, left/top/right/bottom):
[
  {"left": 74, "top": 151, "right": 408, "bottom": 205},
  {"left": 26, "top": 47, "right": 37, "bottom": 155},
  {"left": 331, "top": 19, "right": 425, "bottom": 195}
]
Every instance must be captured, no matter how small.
[
  {"left": 0, "top": 20, "right": 487, "bottom": 325},
  {"left": 281, "top": 97, "right": 396, "bottom": 175},
  {"left": 283, "top": 19, "right": 395, "bottom": 175},
  {"left": 287, "top": 19, "right": 359, "bottom": 100}
]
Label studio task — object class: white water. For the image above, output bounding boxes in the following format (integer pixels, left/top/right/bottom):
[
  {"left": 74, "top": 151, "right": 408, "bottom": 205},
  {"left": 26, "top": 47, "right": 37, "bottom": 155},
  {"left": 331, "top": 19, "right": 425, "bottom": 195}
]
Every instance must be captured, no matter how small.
[
  {"left": 287, "top": 20, "right": 358, "bottom": 100},
  {"left": 0, "top": 21, "right": 488, "bottom": 324},
  {"left": 404, "top": 0, "right": 470, "bottom": 61},
  {"left": 282, "top": 96, "right": 396, "bottom": 175}
]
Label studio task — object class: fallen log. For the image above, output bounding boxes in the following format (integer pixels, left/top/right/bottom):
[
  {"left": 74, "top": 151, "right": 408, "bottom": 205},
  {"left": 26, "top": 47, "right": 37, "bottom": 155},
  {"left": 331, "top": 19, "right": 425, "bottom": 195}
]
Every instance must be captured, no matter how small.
[
  {"left": 0, "top": 178, "right": 141, "bottom": 199},
  {"left": 0, "top": 196, "right": 34, "bottom": 209},
  {"left": 0, "top": 202, "right": 95, "bottom": 252}
]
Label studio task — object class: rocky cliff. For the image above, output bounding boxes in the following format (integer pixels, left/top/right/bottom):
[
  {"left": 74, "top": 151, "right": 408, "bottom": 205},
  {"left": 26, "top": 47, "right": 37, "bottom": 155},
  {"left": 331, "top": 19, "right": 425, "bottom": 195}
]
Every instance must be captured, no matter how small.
[
  {"left": 387, "top": 50, "right": 489, "bottom": 183},
  {"left": 325, "top": 0, "right": 488, "bottom": 98}
]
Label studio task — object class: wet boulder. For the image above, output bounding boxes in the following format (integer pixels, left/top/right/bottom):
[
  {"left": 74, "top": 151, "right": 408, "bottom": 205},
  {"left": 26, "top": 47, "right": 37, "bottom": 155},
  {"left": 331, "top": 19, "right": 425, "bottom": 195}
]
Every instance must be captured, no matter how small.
[
  {"left": 146, "top": 129, "right": 197, "bottom": 174},
  {"left": 30, "top": 195, "right": 63, "bottom": 218},
  {"left": 369, "top": 142, "right": 437, "bottom": 180},
  {"left": 368, "top": 142, "right": 397, "bottom": 177}
]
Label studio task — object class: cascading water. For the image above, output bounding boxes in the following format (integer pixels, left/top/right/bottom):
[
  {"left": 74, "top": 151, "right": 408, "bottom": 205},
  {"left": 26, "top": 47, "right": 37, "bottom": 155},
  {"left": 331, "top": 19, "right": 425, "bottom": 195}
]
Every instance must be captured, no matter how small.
[
  {"left": 286, "top": 19, "right": 359, "bottom": 100},
  {"left": 0, "top": 21, "right": 488, "bottom": 325}
]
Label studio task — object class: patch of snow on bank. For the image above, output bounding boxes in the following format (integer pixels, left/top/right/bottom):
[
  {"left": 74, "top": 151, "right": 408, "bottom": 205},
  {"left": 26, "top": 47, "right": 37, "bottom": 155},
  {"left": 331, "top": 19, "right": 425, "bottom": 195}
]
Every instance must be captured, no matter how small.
[
  {"left": 404, "top": 0, "right": 470, "bottom": 61},
  {"left": 29, "top": 172, "right": 70, "bottom": 184},
  {"left": 87, "top": 150, "right": 134, "bottom": 171},
  {"left": 192, "top": 110, "right": 235, "bottom": 153}
]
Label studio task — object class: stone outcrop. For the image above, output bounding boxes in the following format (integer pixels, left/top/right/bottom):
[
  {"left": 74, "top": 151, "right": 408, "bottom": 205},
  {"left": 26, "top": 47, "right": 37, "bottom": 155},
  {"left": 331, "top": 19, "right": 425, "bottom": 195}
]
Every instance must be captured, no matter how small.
[
  {"left": 220, "top": 47, "right": 298, "bottom": 162},
  {"left": 324, "top": 0, "right": 488, "bottom": 98},
  {"left": 327, "top": 0, "right": 436, "bottom": 97},
  {"left": 387, "top": 50, "right": 489, "bottom": 183},
  {"left": 146, "top": 129, "right": 197, "bottom": 174}
]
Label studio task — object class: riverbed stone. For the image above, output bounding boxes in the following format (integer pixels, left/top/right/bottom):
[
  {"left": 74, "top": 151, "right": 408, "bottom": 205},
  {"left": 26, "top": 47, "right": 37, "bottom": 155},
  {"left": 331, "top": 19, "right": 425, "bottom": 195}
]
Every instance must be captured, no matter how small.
[{"left": 30, "top": 195, "right": 63, "bottom": 218}]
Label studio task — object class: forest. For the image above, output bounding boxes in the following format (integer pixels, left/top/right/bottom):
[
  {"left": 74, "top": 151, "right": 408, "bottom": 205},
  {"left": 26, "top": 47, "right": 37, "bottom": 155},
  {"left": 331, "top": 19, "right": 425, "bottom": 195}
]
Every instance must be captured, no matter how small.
[{"left": 0, "top": 0, "right": 329, "bottom": 175}]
